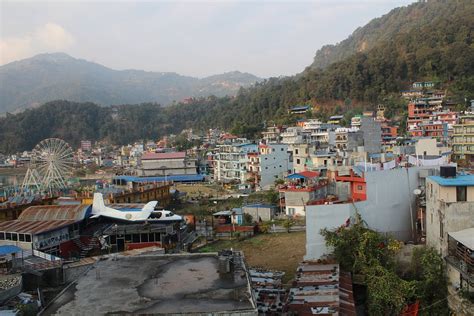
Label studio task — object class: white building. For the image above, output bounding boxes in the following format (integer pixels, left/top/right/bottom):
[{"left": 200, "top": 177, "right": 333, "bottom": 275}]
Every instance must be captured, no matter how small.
[
  {"left": 140, "top": 152, "right": 197, "bottom": 176},
  {"left": 213, "top": 143, "right": 258, "bottom": 183},
  {"left": 425, "top": 171, "right": 474, "bottom": 257}
]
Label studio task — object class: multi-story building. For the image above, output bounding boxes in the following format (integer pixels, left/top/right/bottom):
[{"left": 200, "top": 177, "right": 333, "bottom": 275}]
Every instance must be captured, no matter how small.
[
  {"left": 360, "top": 117, "right": 382, "bottom": 154},
  {"left": 453, "top": 114, "right": 474, "bottom": 163},
  {"left": 407, "top": 100, "right": 457, "bottom": 143},
  {"left": 278, "top": 171, "right": 327, "bottom": 217},
  {"left": 381, "top": 124, "right": 398, "bottom": 144},
  {"left": 80, "top": 140, "right": 92, "bottom": 152},
  {"left": 334, "top": 128, "right": 363, "bottom": 152},
  {"left": 445, "top": 228, "right": 474, "bottom": 315},
  {"left": 213, "top": 143, "right": 258, "bottom": 184},
  {"left": 291, "top": 143, "right": 316, "bottom": 173},
  {"left": 258, "top": 144, "right": 292, "bottom": 189},
  {"left": 280, "top": 127, "right": 310, "bottom": 146},
  {"left": 425, "top": 169, "right": 474, "bottom": 257},
  {"left": 140, "top": 152, "right": 197, "bottom": 177},
  {"left": 261, "top": 125, "right": 283, "bottom": 143}
]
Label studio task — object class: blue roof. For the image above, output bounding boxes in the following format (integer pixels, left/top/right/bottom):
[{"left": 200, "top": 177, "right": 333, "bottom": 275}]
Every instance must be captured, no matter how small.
[
  {"left": 287, "top": 173, "right": 306, "bottom": 180},
  {"left": 0, "top": 245, "right": 22, "bottom": 256},
  {"left": 114, "top": 174, "right": 205, "bottom": 183},
  {"left": 429, "top": 175, "right": 474, "bottom": 186}
]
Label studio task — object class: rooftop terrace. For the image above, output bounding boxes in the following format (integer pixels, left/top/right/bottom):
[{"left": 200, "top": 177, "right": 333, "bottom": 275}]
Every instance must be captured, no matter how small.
[{"left": 43, "top": 253, "right": 255, "bottom": 315}]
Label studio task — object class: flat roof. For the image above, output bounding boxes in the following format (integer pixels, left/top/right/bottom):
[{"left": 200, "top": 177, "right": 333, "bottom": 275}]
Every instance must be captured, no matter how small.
[
  {"left": 114, "top": 174, "right": 205, "bottom": 183},
  {"left": 449, "top": 228, "right": 474, "bottom": 249},
  {"left": 243, "top": 204, "right": 276, "bottom": 209},
  {"left": 43, "top": 254, "right": 255, "bottom": 315},
  {"left": 142, "top": 152, "right": 186, "bottom": 160},
  {"left": 428, "top": 175, "right": 474, "bottom": 186}
]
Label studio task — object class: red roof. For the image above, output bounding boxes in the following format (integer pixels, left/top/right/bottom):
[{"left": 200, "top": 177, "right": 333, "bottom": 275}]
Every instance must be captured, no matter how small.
[
  {"left": 220, "top": 134, "right": 237, "bottom": 140},
  {"left": 299, "top": 171, "right": 320, "bottom": 178},
  {"left": 142, "top": 152, "right": 186, "bottom": 160}
]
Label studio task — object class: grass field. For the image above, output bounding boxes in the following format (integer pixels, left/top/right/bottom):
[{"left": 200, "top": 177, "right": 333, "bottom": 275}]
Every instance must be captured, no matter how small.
[{"left": 198, "top": 231, "right": 306, "bottom": 284}]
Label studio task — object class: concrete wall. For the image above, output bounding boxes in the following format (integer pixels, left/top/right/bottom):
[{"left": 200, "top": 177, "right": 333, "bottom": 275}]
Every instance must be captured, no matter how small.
[
  {"left": 305, "top": 167, "right": 430, "bottom": 260},
  {"left": 426, "top": 178, "right": 474, "bottom": 256},
  {"left": 305, "top": 203, "right": 352, "bottom": 259},
  {"left": 259, "top": 144, "right": 291, "bottom": 189},
  {"left": 284, "top": 187, "right": 327, "bottom": 217},
  {"left": 242, "top": 206, "right": 275, "bottom": 222},
  {"left": 360, "top": 117, "right": 382, "bottom": 154},
  {"left": 63, "top": 262, "right": 94, "bottom": 283},
  {"left": 0, "top": 275, "right": 21, "bottom": 304},
  {"left": 142, "top": 158, "right": 197, "bottom": 176}
]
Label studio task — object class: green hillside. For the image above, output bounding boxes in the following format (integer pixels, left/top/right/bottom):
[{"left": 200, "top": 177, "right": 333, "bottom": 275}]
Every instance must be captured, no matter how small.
[{"left": 1, "top": 0, "right": 473, "bottom": 153}]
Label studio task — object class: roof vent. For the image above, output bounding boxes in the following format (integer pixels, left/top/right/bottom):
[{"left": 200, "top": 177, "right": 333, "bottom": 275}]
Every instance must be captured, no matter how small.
[{"left": 440, "top": 166, "right": 456, "bottom": 178}]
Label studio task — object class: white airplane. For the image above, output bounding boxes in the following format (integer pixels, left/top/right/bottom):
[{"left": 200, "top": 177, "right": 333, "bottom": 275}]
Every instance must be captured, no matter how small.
[{"left": 91, "top": 193, "right": 182, "bottom": 222}]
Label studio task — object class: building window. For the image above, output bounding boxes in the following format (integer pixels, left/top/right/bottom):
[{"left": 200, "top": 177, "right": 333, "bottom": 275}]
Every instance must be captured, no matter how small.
[
  {"left": 296, "top": 159, "right": 301, "bottom": 164},
  {"left": 5, "top": 233, "right": 11, "bottom": 240},
  {"left": 357, "top": 185, "right": 363, "bottom": 191},
  {"left": 295, "top": 149, "right": 299, "bottom": 155},
  {"left": 0, "top": 232, "right": 4, "bottom": 240},
  {"left": 25, "top": 234, "right": 31, "bottom": 242},
  {"left": 19, "top": 234, "right": 25, "bottom": 242},
  {"left": 456, "top": 186, "right": 467, "bottom": 202}
]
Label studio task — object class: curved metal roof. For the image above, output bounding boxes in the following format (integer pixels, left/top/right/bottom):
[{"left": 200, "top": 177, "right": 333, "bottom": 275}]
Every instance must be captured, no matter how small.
[{"left": 18, "top": 204, "right": 90, "bottom": 222}]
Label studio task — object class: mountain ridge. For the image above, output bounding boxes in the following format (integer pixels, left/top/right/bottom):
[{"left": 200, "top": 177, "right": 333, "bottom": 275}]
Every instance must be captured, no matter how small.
[{"left": 0, "top": 53, "right": 262, "bottom": 113}]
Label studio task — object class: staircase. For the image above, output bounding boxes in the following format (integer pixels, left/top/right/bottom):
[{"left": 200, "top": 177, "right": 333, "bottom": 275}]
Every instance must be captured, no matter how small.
[{"left": 72, "top": 237, "right": 100, "bottom": 258}]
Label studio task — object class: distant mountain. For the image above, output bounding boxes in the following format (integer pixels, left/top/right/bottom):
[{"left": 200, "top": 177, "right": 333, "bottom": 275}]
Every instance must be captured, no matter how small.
[
  {"left": 2, "top": 0, "right": 474, "bottom": 154},
  {"left": 0, "top": 53, "right": 261, "bottom": 113}
]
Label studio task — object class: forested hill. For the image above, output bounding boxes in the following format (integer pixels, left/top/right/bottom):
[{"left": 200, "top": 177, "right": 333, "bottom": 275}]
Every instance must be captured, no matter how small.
[
  {"left": 0, "top": 53, "right": 261, "bottom": 114},
  {"left": 1, "top": 0, "right": 473, "bottom": 154},
  {"left": 309, "top": 0, "right": 472, "bottom": 70}
]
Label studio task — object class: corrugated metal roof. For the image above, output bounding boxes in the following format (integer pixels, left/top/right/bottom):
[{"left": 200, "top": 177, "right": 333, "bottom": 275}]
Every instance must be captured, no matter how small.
[
  {"left": 0, "top": 205, "right": 90, "bottom": 235},
  {"left": 0, "top": 219, "right": 76, "bottom": 234},
  {"left": 449, "top": 228, "right": 474, "bottom": 249},
  {"left": 18, "top": 205, "right": 90, "bottom": 222}
]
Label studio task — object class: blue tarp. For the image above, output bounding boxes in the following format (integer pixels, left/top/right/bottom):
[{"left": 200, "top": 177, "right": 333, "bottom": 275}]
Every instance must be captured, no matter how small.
[
  {"left": 287, "top": 173, "right": 306, "bottom": 180},
  {"left": 0, "top": 245, "right": 22, "bottom": 256}
]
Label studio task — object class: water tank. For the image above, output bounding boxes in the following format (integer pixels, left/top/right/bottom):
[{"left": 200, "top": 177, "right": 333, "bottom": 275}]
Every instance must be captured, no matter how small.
[{"left": 440, "top": 166, "right": 456, "bottom": 178}]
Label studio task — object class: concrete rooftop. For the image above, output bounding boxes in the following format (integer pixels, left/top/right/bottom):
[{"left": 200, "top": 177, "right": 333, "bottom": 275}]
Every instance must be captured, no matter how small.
[{"left": 43, "top": 254, "right": 255, "bottom": 315}]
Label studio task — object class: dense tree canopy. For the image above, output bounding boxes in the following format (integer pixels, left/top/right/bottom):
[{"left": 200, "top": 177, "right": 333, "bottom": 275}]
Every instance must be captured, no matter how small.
[{"left": 1, "top": 0, "right": 472, "bottom": 153}]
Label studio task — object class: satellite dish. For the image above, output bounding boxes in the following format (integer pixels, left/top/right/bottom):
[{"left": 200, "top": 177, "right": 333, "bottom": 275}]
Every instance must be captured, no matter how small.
[{"left": 413, "top": 189, "right": 422, "bottom": 195}]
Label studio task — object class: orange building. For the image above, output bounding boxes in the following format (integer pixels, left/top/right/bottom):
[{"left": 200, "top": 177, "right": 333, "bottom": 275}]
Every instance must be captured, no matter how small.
[{"left": 334, "top": 169, "right": 367, "bottom": 202}]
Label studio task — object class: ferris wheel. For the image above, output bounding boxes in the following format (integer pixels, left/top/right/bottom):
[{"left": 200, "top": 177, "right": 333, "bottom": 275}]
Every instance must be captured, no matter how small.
[{"left": 28, "top": 138, "right": 75, "bottom": 192}]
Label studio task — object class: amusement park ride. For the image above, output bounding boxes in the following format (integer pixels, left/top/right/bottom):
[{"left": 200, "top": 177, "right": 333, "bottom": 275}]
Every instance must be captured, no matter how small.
[{"left": 20, "top": 138, "right": 75, "bottom": 195}]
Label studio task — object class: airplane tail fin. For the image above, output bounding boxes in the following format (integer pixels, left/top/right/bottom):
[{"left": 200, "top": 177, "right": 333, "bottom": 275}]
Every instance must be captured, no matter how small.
[
  {"left": 92, "top": 193, "right": 106, "bottom": 216},
  {"left": 142, "top": 201, "right": 158, "bottom": 212},
  {"left": 140, "top": 201, "right": 158, "bottom": 220}
]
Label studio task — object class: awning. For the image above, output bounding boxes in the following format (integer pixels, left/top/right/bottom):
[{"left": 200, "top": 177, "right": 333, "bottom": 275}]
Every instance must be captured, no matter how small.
[{"left": 287, "top": 171, "right": 320, "bottom": 179}]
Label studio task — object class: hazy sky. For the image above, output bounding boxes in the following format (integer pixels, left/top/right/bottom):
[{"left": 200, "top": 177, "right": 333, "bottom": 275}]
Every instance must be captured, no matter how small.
[{"left": 1, "top": 0, "right": 415, "bottom": 78}]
